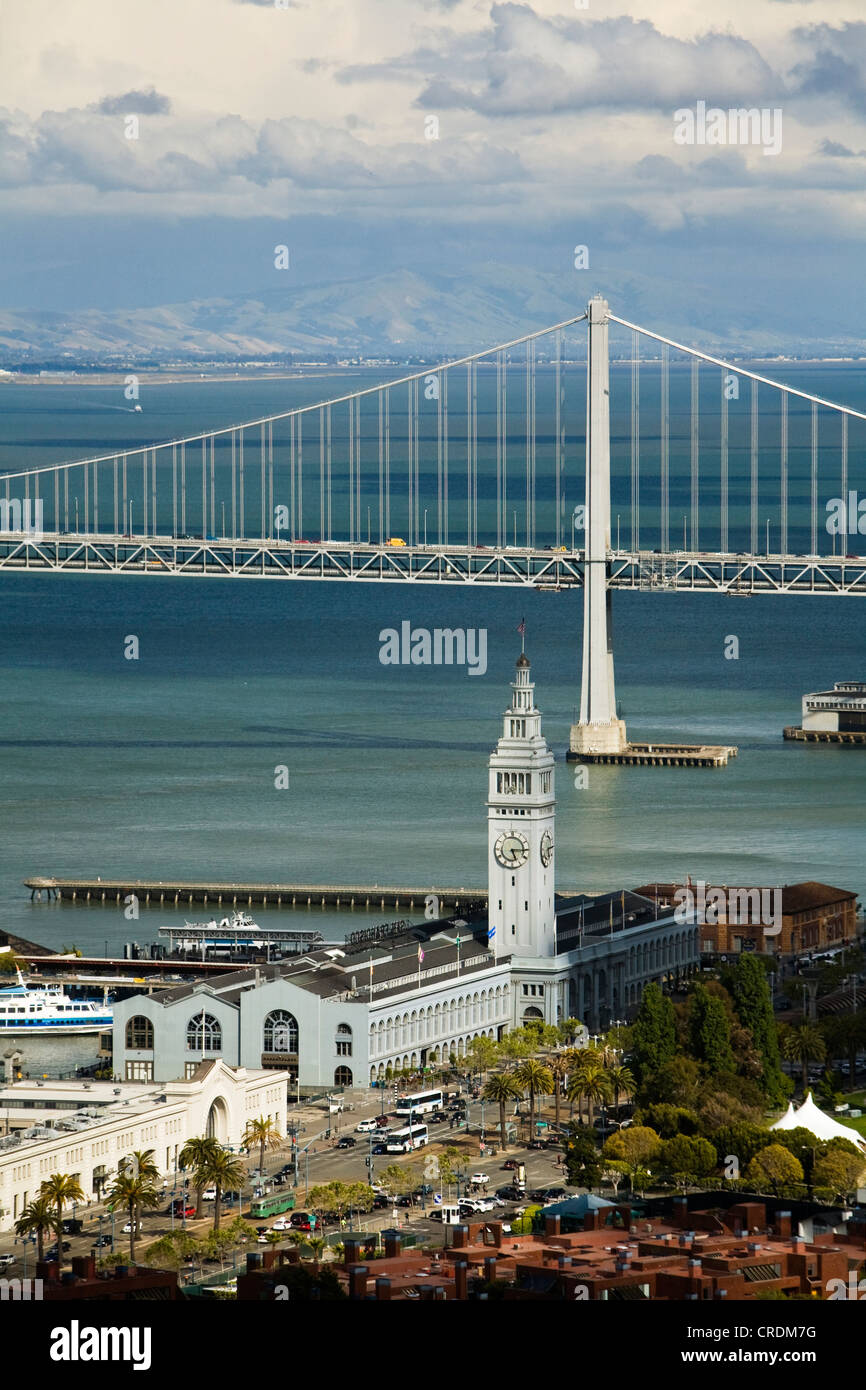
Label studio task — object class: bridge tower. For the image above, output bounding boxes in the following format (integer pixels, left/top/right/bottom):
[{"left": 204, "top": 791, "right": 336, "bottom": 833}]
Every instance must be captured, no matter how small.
[{"left": 569, "top": 294, "right": 628, "bottom": 759}]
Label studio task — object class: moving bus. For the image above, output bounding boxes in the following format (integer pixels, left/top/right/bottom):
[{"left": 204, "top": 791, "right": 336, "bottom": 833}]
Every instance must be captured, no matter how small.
[
  {"left": 385, "top": 1124, "right": 429, "bottom": 1153},
  {"left": 395, "top": 1089, "right": 444, "bottom": 1118},
  {"left": 249, "top": 1191, "right": 296, "bottom": 1219}
]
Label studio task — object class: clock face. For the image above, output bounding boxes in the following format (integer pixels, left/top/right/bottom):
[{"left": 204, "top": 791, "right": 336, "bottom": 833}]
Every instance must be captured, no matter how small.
[
  {"left": 540, "top": 829, "right": 554, "bottom": 867},
  {"left": 494, "top": 831, "right": 530, "bottom": 869}
]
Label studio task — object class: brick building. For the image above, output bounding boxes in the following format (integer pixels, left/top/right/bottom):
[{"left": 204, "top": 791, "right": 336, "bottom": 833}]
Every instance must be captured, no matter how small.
[{"left": 635, "top": 880, "right": 860, "bottom": 963}]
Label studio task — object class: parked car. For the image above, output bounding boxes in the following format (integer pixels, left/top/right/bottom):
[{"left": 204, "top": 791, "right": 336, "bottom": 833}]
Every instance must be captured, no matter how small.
[
  {"left": 290, "top": 1212, "right": 315, "bottom": 1231},
  {"left": 336, "top": 1136, "right": 356, "bottom": 1149},
  {"left": 202, "top": 1188, "right": 217, "bottom": 1201},
  {"left": 271, "top": 1217, "right": 292, "bottom": 1232},
  {"left": 170, "top": 1203, "right": 196, "bottom": 1219},
  {"left": 543, "top": 1188, "right": 568, "bottom": 1201},
  {"left": 0, "top": 1254, "right": 15, "bottom": 1268},
  {"left": 373, "top": 1194, "right": 391, "bottom": 1210}
]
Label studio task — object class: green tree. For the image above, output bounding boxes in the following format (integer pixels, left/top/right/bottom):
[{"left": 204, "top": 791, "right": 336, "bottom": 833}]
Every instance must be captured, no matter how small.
[
  {"left": 606, "top": 1064, "right": 635, "bottom": 1113},
  {"left": 812, "top": 1144, "right": 866, "bottom": 1204},
  {"left": 200, "top": 1147, "right": 247, "bottom": 1232},
  {"left": 378, "top": 1162, "right": 419, "bottom": 1199},
  {"left": 730, "top": 954, "right": 786, "bottom": 1101},
  {"left": 307, "top": 1181, "right": 375, "bottom": 1228},
  {"left": 106, "top": 1161, "right": 162, "bottom": 1262},
  {"left": 179, "top": 1135, "right": 220, "bottom": 1218},
  {"left": 630, "top": 982, "right": 677, "bottom": 1081},
  {"left": 14, "top": 1193, "right": 56, "bottom": 1262},
  {"left": 711, "top": 1122, "right": 773, "bottom": 1175},
  {"left": 242, "top": 1115, "right": 282, "bottom": 1178},
  {"left": 743, "top": 1143, "right": 804, "bottom": 1196},
  {"left": 660, "top": 1134, "right": 718, "bottom": 1186},
  {"left": 564, "top": 1129, "right": 603, "bottom": 1189},
  {"left": 269, "top": 1262, "right": 347, "bottom": 1300},
  {"left": 602, "top": 1126, "right": 662, "bottom": 1183},
  {"left": 497, "top": 1031, "right": 534, "bottom": 1063},
  {"left": 635, "top": 1104, "right": 699, "bottom": 1139},
  {"left": 465, "top": 1034, "right": 499, "bottom": 1079},
  {"left": 514, "top": 1058, "right": 554, "bottom": 1132},
  {"left": 482, "top": 1071, "right": 522, "bottom": 1152},
  {"left": 688, "top": 983, "right": 735, "bottom": 1074},
  {"left": 39, "top": 1173, "right": 84, "bottom": 1269},
  {"left": 779, "top": 1023, "right": 826, "bottom": 1094},
  {"left": 559, "top": 1018, "right": 584, "bottom": 1046}
]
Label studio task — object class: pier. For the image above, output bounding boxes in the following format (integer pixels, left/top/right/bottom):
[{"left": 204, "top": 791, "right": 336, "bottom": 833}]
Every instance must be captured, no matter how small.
[
  {"left": 567, "top": 742, "right": 738, "bottom": 767},
  {"left": 783, "top": 727, "right": 866, "bottom": 744},
  {"left": 24, "top": 877, "right": 489, "bottom": 913}
]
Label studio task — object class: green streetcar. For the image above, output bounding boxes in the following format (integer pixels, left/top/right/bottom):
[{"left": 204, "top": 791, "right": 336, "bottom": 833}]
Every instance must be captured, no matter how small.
[{"left": 249, "top": 1191, "right": 296, "bottom": 1219}]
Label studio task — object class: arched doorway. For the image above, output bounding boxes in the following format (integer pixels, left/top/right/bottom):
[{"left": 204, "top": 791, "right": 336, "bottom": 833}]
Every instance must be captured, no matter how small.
[{"left": 205, "top": 1096, "right": 229, "bottom": 1145}]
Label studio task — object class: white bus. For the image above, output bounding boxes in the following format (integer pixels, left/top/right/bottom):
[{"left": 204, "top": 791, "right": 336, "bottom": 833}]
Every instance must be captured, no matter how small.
[
  {"left": 385, "top": 1124, "right": 429, "bottom": 1152},
  {"left": 395, "top": 1088, "right": 444, "bottom": 1118}
]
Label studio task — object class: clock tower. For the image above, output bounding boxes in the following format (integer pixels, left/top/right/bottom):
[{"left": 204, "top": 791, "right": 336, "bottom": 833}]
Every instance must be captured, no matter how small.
[{"left": 487, "top": 651, "right": 556, "bottom": 960}]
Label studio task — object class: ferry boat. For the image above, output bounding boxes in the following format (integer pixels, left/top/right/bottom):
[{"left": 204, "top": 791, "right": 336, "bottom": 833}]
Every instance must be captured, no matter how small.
[{"left": 0, "top": 970, "right": 112, "bottom": 1034}]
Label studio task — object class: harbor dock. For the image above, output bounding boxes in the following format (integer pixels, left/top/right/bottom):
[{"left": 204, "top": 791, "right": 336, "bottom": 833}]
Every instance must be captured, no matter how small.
[
  {"left": 783, "top": 727, "right": 866, "bottom": 744},
  {"left": 24, "top": 877, "right": 488, "bottom": 913},
  {"left": 567, "top": 742, "right": 738, "bottom": 767}
]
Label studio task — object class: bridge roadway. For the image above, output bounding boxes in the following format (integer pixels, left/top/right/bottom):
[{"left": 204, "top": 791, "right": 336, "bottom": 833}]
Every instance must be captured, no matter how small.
[{"left": 1, "top": 533, "right": 864, "bottom": 593}]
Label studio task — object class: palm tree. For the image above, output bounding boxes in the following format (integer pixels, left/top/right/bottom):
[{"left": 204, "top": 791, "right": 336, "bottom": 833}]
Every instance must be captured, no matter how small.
[
  {"left": 306, "top": 1235, "right": 326, "bottom": 1266},
  {"left": 548, "top": 1055, "right": 571, "bottom": 1136},
  {"left": 514, "top": 1058, "right": 554, "bottom": 1135},
  {"left": 780, "top": 1023, "right": 827, "bottom": 1093},
  {"left": 106, "top": 1165, "right": 162, "bottom": 1263},
  {"left": 200, "top": 1147, "right": 247, "bottom": 1232},
  {"left": 15, "top": 1194, "right": 56, "bottom": 1263},
  {"left": 482, "top": 1072, "right": 523, "bottom": 1152},
  {"left": 179, "top": 1135, "right": 220, "bottom": 1218},
  {"left": 606, "top": 1064, "right": 635, "bottom": 1114},
  {"left": 566, "top": 1059, "right": 612, "bottom": 1127},
  {"left": 242, "top": 1116, "right": 282, "bottom": 1180},
  {"left": 40, "top": 1173, "right": 84, "bottom": 1267}
]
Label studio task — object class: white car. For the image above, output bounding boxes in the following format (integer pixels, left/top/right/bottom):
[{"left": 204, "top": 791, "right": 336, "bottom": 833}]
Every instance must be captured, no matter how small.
[
  {"left": 0, "top": 1254, "right": 15, "bottom": 1268},
  {"left": 202, "top": 1188, "right": 217, "bottom": 1201},
  {"left": 270, "top": 1217, "right": 291, "bottom": 1231},
  {"left": 356, "top": 1119, "right": 379, "bottom": 1132},
  {"left": 122, "top": 1222, "right": 142, "bottom": 1234},
  {"left": 473, "top": 1197, "right": 497, "bottom": 1212},
  {"left": 470, "top": 1173, "right": 489, "bottom": 1185}
]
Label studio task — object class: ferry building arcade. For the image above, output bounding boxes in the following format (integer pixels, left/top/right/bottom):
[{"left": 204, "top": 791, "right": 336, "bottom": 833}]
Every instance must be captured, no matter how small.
[{"left": 113, "top": 654, "right": 698, "bottom": 1089}]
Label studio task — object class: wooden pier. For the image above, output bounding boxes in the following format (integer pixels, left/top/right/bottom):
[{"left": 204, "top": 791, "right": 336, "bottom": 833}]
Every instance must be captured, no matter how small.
[
  {"left": 567, "top": 742, "right": 738, "bottom": 767},
  {"left": 24, "top": 876, "right": 489, "bottom": 913}
]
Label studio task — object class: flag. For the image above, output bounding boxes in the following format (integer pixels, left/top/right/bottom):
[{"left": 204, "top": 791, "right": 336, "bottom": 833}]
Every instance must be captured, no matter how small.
[
  {"left": 487, "top": 925, "right": 496, "bottom": 943},
  {"left": 517, "top": 618, "right": 526, "bottom": 635},
  {"left": 418, "top": 945, "right": 425, "bottom": 964}
]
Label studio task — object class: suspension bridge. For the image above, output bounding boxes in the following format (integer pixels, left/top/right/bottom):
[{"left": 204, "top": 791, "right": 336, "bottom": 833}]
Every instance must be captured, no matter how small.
[{"left": 1, "top": 294, "right": 864, "bottom": 753}]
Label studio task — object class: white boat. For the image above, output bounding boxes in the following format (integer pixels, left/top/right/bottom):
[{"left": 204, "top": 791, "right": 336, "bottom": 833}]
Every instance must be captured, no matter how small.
[{"left": 0, "top": 970, "right": 112, "bottom": 1035}]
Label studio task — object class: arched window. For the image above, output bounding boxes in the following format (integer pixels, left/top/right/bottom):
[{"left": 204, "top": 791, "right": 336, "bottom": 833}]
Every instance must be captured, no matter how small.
[
  {"left": 264, "top": 1010, "right": 298, "bottom": 1054},
  {"left": 337, "top": 1023, "right": 352, "bottom": 1036},
  {"left": 186, "top": 1013, "right": 222, "bottom": 1052},
  {"left": 334, "top": 1066, "right": 353, "bottom": 1087},
  {"left": 125, "top": 1016, "right": 153, "bottom": 1050},
  {"left": 336, "top": 1022, "right": 352, "bottom": 1058}
]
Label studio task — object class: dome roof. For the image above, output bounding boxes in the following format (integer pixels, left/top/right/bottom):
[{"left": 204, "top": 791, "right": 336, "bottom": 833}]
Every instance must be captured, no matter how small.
[{"left": 516, "top": 653, "right": 530, "bottom": 668}]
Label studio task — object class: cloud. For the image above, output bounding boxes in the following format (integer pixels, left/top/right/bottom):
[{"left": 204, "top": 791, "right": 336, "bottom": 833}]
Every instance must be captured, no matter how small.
[
  {"left": 341, "top": 6, "right": 781, "bottom": 115},
  {"left": 97, "top": 88, "right": 172, "bottom": 116}
]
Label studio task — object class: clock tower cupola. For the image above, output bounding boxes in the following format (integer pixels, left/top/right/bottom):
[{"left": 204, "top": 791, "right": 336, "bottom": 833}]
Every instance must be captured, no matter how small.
[{"left": 487, "top": 650, "right": 556, "bottom": 959}]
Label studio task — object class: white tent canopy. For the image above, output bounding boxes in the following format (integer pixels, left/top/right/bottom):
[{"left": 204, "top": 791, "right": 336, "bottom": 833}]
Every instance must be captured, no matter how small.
[{"left": 771, "top": 1092, "right": 866, "bottom": 1151}]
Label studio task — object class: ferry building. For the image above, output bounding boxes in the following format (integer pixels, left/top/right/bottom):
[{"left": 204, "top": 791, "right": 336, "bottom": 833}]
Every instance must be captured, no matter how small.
[{"left": 113, "top": 654, "right": 699, "bottom": 1089}]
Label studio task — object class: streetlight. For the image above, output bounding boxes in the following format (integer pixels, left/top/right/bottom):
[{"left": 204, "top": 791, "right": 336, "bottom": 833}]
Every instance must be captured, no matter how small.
[
  {"left": 616, "top": 514, "right": 621, "bottom": 551},
  {"left": 423, "top": 509, "right": 428, "bottom": 547},
  {"left": 766, "top": 518, "right": 771, "bottom": 556},
  {"left": 513, "top": 511, "right": 518, "bottom": 547},
  {"left": 74, "top": 498, "right": 79, "bottom": 532},
  {"left": 682, "top": 516, "right": 688, "bottom": 551},
  {"left": 222, "top": 502, "right": 226, "bottom": 538},
  {"left": 367, "top": 506, "right": 371, "bottom": 544}
]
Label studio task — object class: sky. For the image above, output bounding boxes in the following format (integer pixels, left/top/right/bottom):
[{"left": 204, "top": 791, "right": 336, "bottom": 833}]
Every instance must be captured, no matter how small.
[{"left": 1, "top": 0, "right": 865, "bottom": 344}]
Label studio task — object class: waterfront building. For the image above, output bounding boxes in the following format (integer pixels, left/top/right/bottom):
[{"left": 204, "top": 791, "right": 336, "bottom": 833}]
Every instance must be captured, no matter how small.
[
  {"left": 800, "top": 681, "right": 866, "bottom": 734},
  {"left": 0, "top": 1060, "right": 286, "bottom": 1233},
  {"left": 637, "top": 880, "right": 860, "bottom": 962},
  {"left": 113, "top": 653, "right": 699, "bottom": 1088}
]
